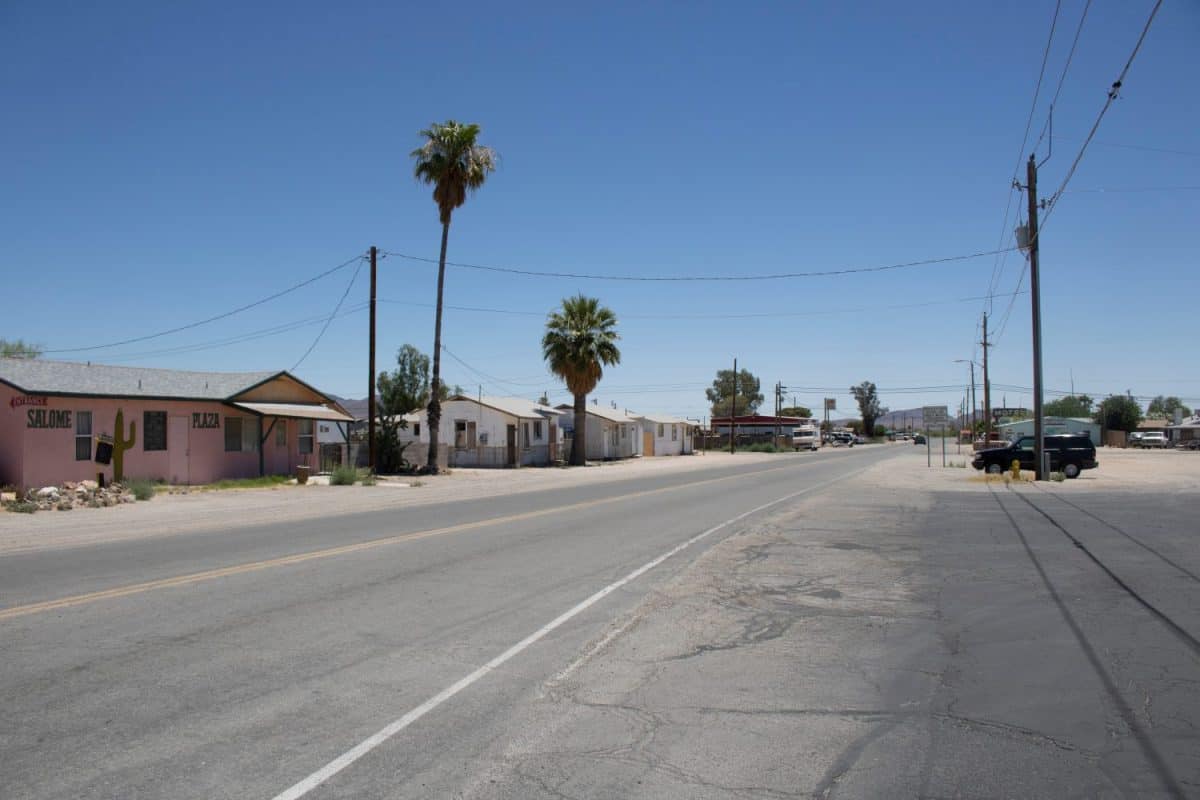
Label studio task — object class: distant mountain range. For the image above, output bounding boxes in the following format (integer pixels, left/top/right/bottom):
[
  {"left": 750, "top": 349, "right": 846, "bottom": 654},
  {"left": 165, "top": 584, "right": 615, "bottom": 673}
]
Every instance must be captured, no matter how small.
[
  {"left": 833, "top": 406, "right": 976, "bottom": 430},
  {"left": 328, "top": 395, "right": 370, "bottom": 421}
]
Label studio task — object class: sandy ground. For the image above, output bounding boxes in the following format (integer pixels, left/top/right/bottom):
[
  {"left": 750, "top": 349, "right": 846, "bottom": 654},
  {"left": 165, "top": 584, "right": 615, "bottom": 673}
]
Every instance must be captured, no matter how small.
[
  {"left": 884, "top": 439, "right": 1200, "bottom": 493},
  {"left": 0, "top": 450, "right": 786, "bottom": 555}
]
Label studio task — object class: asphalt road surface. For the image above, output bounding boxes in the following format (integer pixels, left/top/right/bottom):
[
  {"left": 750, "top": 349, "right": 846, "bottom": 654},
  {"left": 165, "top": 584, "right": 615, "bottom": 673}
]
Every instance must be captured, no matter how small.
[{"left": 2, "top": 446, "right": 1198, "bottom": 799}]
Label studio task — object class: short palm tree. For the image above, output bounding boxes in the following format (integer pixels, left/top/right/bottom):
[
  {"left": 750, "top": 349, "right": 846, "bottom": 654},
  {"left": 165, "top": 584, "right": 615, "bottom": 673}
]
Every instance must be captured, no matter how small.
[
  {"left": 542, "top": 295, "right": 621, "bottom": 466},
  {"left": 411, "top": 120, "right": 497, "bottom": 472}
]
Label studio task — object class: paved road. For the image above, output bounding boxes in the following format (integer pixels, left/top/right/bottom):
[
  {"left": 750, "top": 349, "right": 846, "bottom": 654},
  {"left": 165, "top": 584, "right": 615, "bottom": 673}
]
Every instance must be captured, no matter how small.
[
  {"left": 0, "top": 447, "right": 884, "bottom": 799},
  {"left": 5, "top": 447, "right": 1198, "bottom": 799}
]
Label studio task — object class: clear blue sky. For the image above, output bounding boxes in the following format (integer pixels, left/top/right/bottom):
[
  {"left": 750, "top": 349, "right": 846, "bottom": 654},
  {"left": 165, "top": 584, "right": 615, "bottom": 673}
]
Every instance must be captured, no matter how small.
[{"left": 3, "top": 1, "right": 1197, "bottom": 420}]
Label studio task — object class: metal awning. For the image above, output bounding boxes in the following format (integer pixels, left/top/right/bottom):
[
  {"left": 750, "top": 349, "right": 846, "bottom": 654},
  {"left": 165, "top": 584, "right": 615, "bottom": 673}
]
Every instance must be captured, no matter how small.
[{"left": 232, "top": 402, "right": 354, "bottom": 422}]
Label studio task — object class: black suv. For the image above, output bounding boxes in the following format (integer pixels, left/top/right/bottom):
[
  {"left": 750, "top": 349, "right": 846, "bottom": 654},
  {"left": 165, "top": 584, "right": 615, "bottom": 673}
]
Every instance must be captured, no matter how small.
[{"left": 971, "top": 433, "right": 1098, "bottom": 479}]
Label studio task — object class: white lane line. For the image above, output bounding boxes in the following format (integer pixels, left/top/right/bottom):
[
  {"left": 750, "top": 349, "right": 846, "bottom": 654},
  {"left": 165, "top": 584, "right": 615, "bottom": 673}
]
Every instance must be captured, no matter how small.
[{"left": 271, "top": 472, "right": 848, "bottom": 800}]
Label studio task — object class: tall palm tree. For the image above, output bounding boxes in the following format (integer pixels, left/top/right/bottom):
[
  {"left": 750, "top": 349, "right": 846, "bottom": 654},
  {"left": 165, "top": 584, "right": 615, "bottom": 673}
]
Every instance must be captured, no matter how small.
[
  {"left": 411, "top": 120, "right": 497, "bottom": 472},
  {"left": 542, "top": 295, "right": 621, "bottom": 466}
]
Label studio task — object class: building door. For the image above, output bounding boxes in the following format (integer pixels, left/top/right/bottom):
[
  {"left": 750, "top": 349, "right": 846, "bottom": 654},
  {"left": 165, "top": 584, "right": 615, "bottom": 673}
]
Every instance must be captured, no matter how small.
[
  {"left": 549, "top": 423, "right": 557, "bottom": 462},
  {"left": 506, "top": 425, "right": 517, "bottom": 466},
  {"left": 643, "top": 430, "right": 654, "bottom": 456},
  {"left": 168, "top": 416, "right": 189, "bottom": 485}
]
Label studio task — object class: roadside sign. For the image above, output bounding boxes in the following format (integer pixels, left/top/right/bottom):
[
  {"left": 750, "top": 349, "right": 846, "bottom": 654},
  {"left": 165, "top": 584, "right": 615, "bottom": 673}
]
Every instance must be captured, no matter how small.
[
  {"left": 922, "top": 405, "right": 949, "bottom": 428},
  {"left": 824, "top": 398, "right": 836, "bottom": 411},
  {"left": 992, "top": 407, "right": 1027, "bottom": 419}
]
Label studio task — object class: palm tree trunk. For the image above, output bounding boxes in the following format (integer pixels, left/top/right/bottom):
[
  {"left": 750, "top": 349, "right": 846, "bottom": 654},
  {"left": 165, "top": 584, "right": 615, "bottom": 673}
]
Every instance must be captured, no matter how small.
[
  {"left": 426, "top": 219, "right": 451, "bottom": 473},
  {"left": 572, "top": 392, "right": 587, "bottom": 466}
]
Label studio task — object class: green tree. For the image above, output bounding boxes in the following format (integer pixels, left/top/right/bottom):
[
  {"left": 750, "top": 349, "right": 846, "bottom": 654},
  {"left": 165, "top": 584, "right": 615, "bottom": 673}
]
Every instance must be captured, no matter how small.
[
  {"left": 1095, "top": 395, "right": 1142, "bottom": 433},
  {"left": 411, "top": 120, "right": 497, "bottom": 473},
  {"left": 1146, "top": 395, "right": 1191, "bottom": 419},
  {"left": 779, "top": 405, "right": 812, "bottom": 418},
  {"left": 850, "top": 381, "right": 888, "bottom": 437},
  {"left": 375, "top": 345, "right": 438, "bottom": 472},
  {"left": 1044, "top": 394, "right": 1093, "bottom": 418},
  {"left": 0, "top": 339, "right": 41, "bottom": 358},
  {"left": 706, "top": 369, "right": 764, "bottom": 418},
  {"left": 542, "top": 295, "right": 622, "bottom": 466}
]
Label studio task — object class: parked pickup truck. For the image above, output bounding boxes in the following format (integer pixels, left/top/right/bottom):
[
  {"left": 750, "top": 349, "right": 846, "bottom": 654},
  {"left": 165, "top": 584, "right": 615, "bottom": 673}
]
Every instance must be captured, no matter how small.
[
  {"left": 1139, "top": 432, "right": 1168, "bottom": 449},
  {"left": 972, "top": 433, "right": 1098, "bottom": 479}
]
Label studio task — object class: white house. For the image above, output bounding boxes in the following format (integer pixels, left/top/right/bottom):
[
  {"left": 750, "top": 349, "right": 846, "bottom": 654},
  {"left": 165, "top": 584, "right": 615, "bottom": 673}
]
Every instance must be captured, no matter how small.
[
  {"left": 633, "top": 412, "right": 694, "bottom": 456},
  {"left": 404, "top": 396, "right": 561, "bottom": 468},
  {"left": 995, "top": 416, "right": 1101, "bottom": 443},
  {"left": 558, "top": 403, "right": 642, "bottom": 461}
]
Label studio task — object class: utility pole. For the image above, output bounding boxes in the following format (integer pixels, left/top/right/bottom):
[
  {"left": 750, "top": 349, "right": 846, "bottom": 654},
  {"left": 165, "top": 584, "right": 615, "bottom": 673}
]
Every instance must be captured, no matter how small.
[
  {"left": 774, "top": 381, "right": 782, "bottom": 448},
  {"left": 367, "top": 245, "right": 377, "bottom": 471},
  {"left": 1026, "top": 155, "right": 1046, "bottom": 480},
  {"left": 981, "top": 312, "right": 992, "bottom": 444},
  {"left": 730, "top": 357, "right": 737, "bottom": 455},
  {"left": 969, "top": 361, "right": 977, "bottom": 435}
]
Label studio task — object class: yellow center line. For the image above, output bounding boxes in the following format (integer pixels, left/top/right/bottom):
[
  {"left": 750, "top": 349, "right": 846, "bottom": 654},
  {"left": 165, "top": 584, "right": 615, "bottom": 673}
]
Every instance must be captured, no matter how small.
[{"left": 0, "top": 457, "right": 833, "bottom": 622}]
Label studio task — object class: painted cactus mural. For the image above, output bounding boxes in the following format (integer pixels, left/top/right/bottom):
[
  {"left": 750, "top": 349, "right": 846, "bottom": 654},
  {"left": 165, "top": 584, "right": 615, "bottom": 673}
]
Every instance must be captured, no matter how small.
[{"left": 113, "top": 408, "right": 137, "bottom": 482}]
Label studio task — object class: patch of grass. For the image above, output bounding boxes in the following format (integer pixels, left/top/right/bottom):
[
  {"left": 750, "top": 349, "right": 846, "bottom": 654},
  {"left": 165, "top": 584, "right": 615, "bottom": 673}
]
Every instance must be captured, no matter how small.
[
  {"left": 1049, "top": 471, "right": 1066, "bottom": 482},
  {"left": 128, "top": 478, "right": 157, "bottom": 501},
  {"left": 6, "top": 500, "right": 38, "bottom": 514},
  {"left": 360, "top": 471, "right": 377, "bottom": 486},
  {"left": 742, "top": 443, "right": 783, "bottom": 453},
  {"left": 202, "top": 475, "right": 294, "bottom": 491},
  {"left": 329, "top": 465, "right": 358, "bottom": 486},
  {"left": 409, "top": 479, "right": 424, "bottom": 488}
]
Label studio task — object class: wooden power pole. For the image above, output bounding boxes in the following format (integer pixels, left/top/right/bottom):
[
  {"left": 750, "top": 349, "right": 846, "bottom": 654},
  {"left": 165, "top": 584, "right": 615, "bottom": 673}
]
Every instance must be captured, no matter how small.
[
  {"left": 981, "top": 312, "right": 992, "bottom": 443},
  {"left": 367, "top": 245, "right": 378, "bottom": 470},
  {"left": 1026, "top": 155, "right": 1046, "bottom": 480}
]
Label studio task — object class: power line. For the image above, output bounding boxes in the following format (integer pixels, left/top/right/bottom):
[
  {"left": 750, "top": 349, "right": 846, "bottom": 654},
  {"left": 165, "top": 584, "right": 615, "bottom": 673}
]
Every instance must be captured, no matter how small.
[
  {"left": 42, "top": 253, "right": 366, "bottom": 354},
  {"left": 1062, "top": 185, "right": 1200, "bottom": 194},
  {"left": 291, "top": 256, "right": 367, "bottom": 371},
  {"left": 1034, "top": 0, "right": 1092, "bottom": 153},
  {"left": 93, "top": 304, "right": 370, "bottom": 363},
  {"left": 1040, "top": 0, "right": 1164, "bottom": 227},
  {"left": 984, "top": 0, "right": 1063, "bottom": 312},
  {"left": 378, "top": 290, "right": 1028, "bottom": 321},
  {"left": 380, "top": 247, "right": 1016, "bottom": 282},
  {"left": 994, "top": 0, "right": 1164, "bottom": 346}
]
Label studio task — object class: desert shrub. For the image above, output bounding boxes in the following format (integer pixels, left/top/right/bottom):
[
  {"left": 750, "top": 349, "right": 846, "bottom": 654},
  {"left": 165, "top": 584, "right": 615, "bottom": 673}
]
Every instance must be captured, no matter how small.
[
  {"left": 360, "top": 471, "right": 377, "bottom": 486},
  {"left": 330, "top": 465, "right": 358, "bottom": 486},
  {"left": 7, "top": 500, "right": 38, "bottom": 514},
  {"left": 129, "top": 479, "right": 156, "bottom": 501}
]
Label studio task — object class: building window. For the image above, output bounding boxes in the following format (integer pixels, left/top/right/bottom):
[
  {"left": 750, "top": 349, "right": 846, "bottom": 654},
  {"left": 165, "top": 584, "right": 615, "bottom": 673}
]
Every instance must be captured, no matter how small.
[
  {"left": 672, "top": 424, "right": 678, "bottom": 441},
  {"left": 454, "top": 420, "right": 476, "bottom": 449},
  {"left": 225, "top": 417, "right": 243, "bottom": 452},
  {"left": 75, "top": 411, "right": 92, "bottom": 461},
  {"left": 658, "top": 423, "right": 664, "bottom": 437},
  {"left": 413, "top": 422, "right": 420, "bottom": 437},
  {"left": 144, "top": 411, "right": 167, "bottom": 451},
  {"left": 298, "top": 419, "right": 314, "bottom": 454},
  {"left": 534, "top": 420, "right": 544, "bottom": 440}
]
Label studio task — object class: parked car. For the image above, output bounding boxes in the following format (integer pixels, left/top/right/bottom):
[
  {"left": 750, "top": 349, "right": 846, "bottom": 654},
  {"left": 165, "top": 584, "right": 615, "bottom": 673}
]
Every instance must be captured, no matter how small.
[
  {"left": 912, "top": 433, "right": 926, "bottom": 445},
  {"left": 854, "top": 435, "right": 867, "bottom": 445},
  {"left": 1139, "top": 432, "right": 1167, "bottom": 449},
  {"left": 830, "top": 431, "right": 855, "bottom": 447},
  {"left": 1128, "top": 432, "right": 1144, "bottom": 447},
  {"left": 971, "top": 433, "right": 1098, "bottom": 479}
]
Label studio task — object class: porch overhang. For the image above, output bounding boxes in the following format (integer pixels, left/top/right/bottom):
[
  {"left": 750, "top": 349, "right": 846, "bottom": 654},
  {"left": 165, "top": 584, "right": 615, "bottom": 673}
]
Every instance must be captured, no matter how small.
[{"left": 232, "top": 402, "right": 354, "bottom": 422}]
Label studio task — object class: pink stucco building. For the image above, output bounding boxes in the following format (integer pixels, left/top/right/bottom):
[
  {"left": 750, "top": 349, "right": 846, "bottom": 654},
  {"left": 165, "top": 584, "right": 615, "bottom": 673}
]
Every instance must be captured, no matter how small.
[{"left": 0, "top": 358, "right": 352, "bottom": 489}]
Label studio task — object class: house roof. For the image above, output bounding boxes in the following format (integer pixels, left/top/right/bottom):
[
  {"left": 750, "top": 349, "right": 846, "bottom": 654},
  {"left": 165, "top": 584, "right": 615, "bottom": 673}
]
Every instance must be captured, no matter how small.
[
  {"left": 710, "top": 415, "right": 810, "bottom": 425},
  {"left": 634, "top": 412, "right": 692, "bottom": 426},
  {"left": 1168, "top": 415, "right": 1200, "bottom": 429},
  {"left": 232, "top": 402, "right": 354, "bottom": 422},
  {"left": 447, "top": 394, "right": 558, "bottom": 419},
  {"left": 579, "top": 404, "right": 640, "bottom": 424},
  {"left": 0, "top": 357, "right": 280, "bottom": 400}
]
